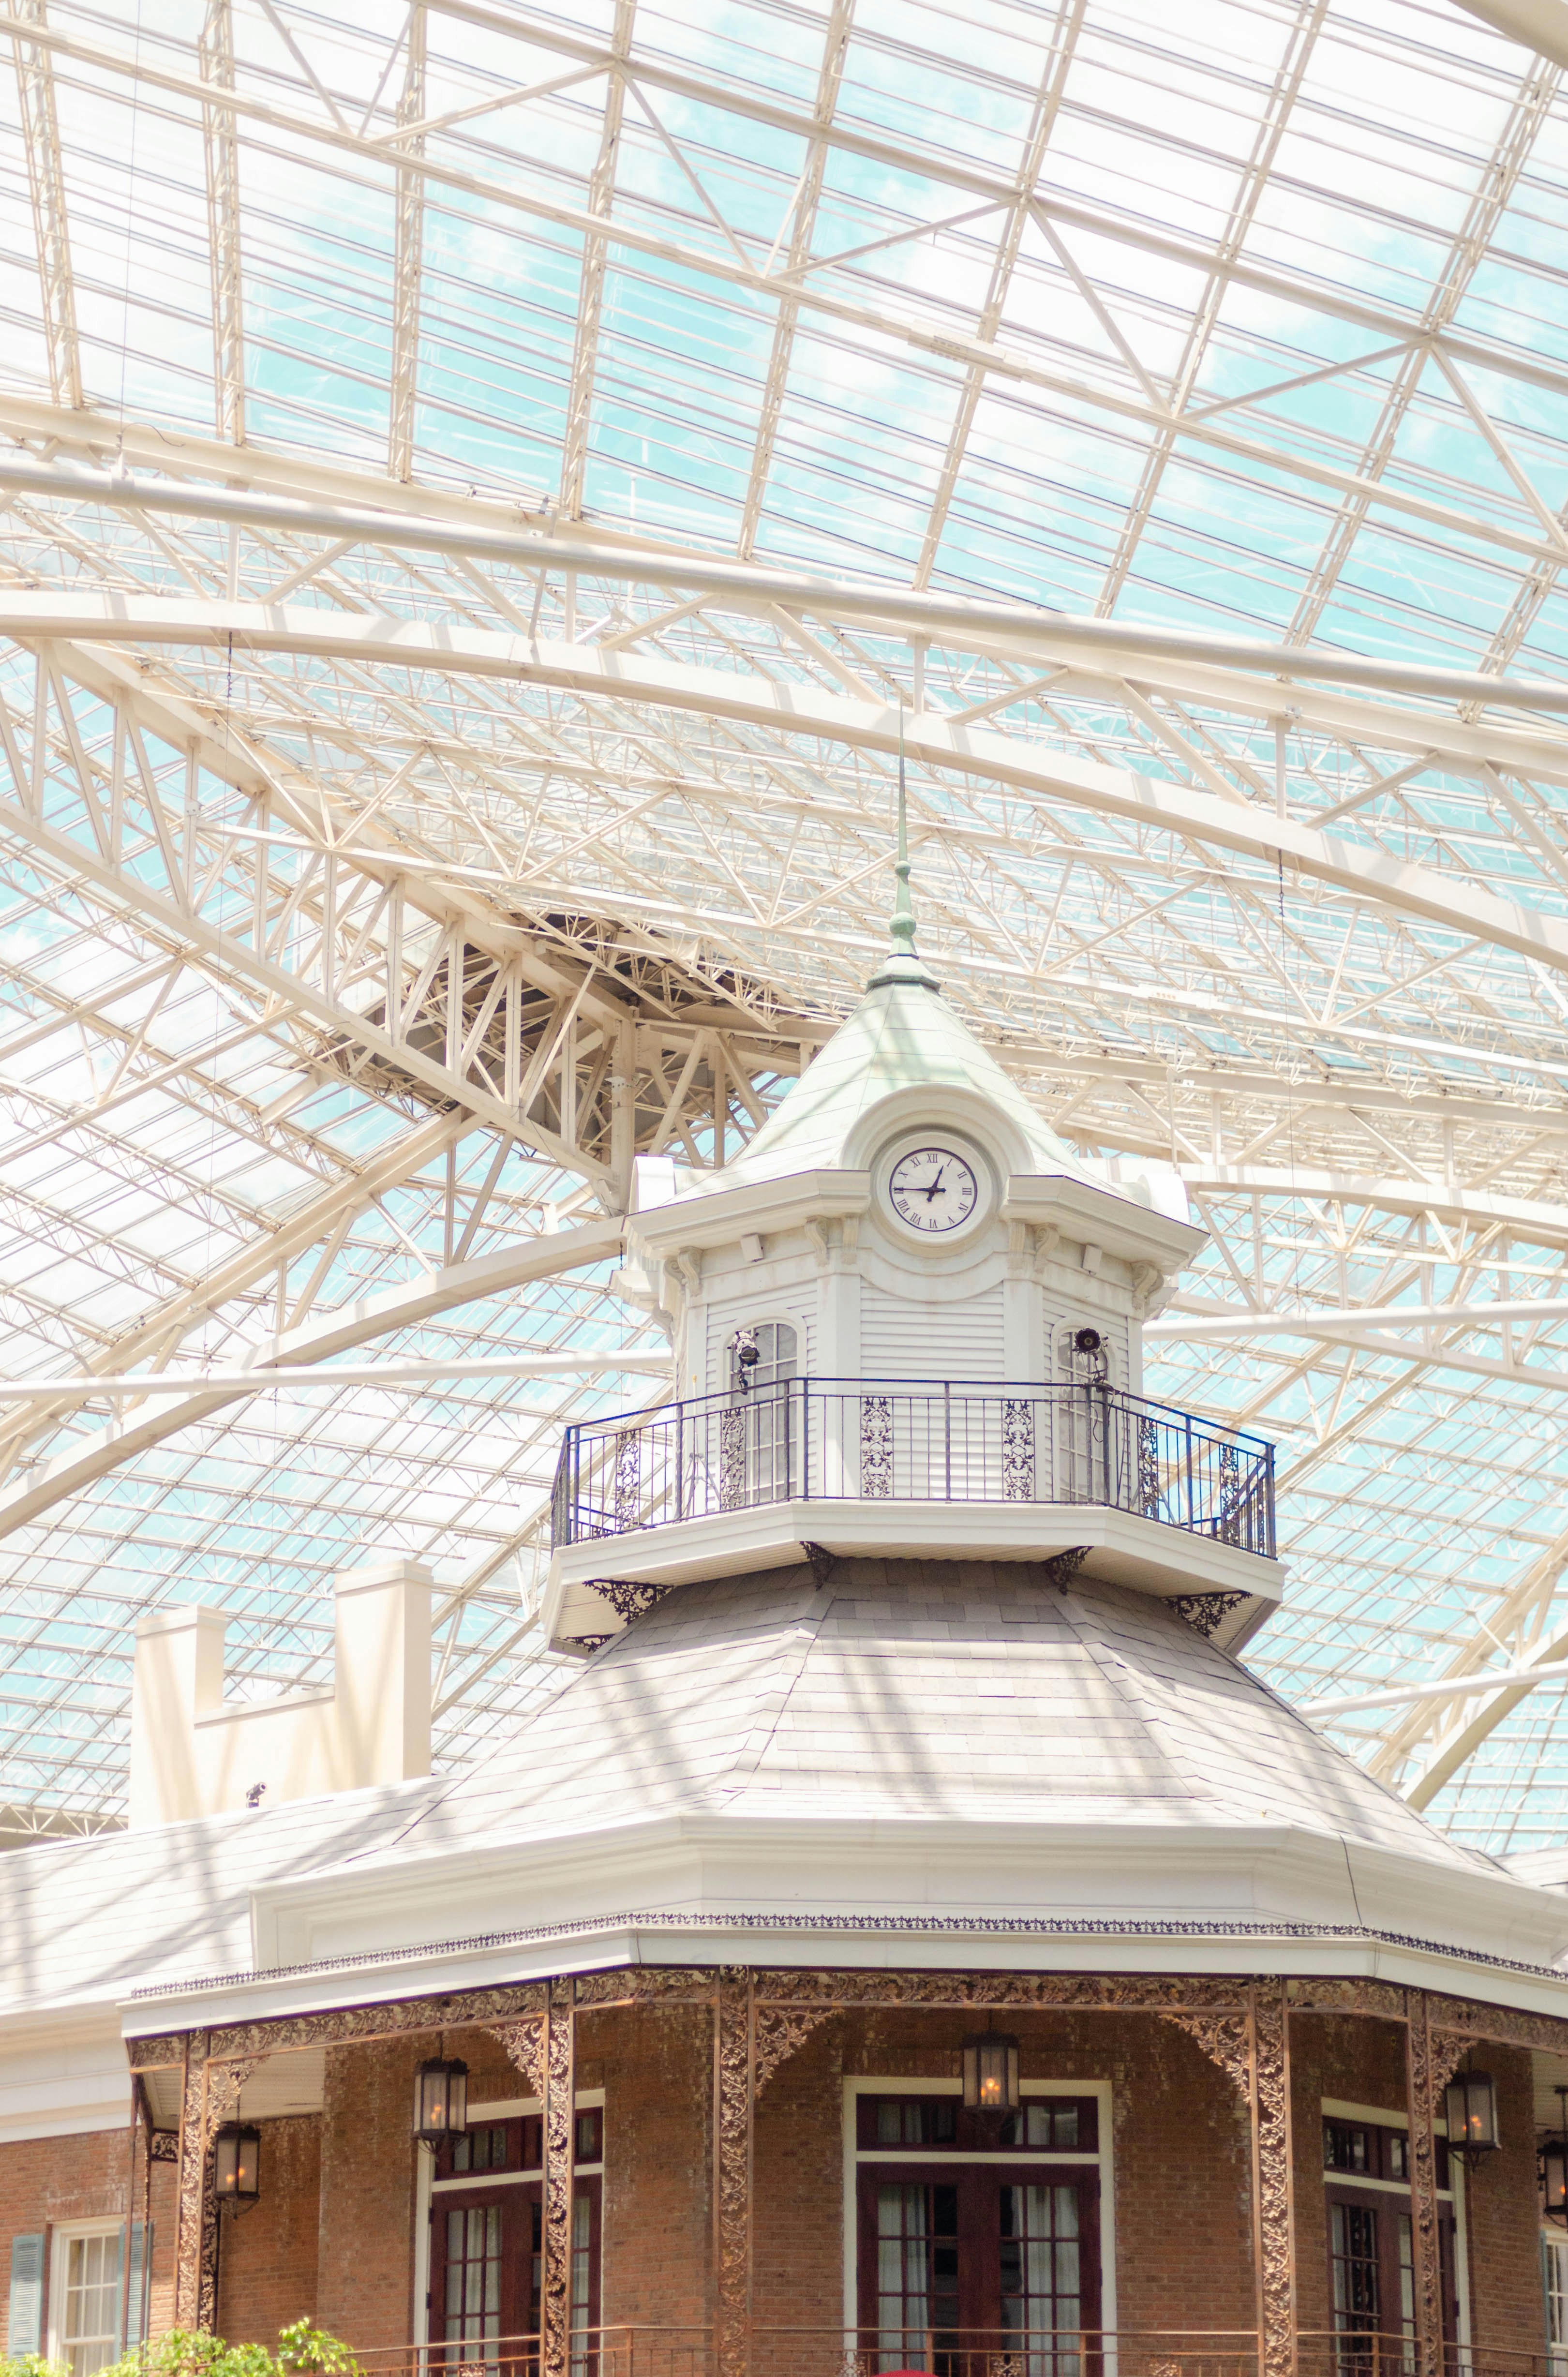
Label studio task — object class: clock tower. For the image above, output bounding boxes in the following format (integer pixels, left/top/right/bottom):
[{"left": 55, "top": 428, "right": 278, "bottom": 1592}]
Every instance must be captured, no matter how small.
[{"left": 544, "top": 801, "right": 1282, "bottom": 1655}]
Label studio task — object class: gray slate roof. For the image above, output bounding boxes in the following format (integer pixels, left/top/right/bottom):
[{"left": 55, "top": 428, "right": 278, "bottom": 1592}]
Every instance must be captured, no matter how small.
[{"left": 0, "top": 1565, "right": 1501, "bottom": 2019}]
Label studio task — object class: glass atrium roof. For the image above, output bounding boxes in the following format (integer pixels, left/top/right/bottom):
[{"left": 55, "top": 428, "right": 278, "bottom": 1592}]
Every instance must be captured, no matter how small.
[{"left": 4, "top": 0, "right": 1568, "bottom": 1849}]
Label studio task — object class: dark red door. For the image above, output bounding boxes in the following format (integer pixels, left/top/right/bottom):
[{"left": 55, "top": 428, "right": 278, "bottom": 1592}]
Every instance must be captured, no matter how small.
[{"left": 858, "top": 2164, "right": 1100, "bottom": 2367}]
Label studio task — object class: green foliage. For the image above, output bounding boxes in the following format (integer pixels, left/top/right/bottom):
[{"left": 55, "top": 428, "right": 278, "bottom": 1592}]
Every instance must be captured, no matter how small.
[
  {"left": 0, "top": 2354, "right": 68, "bottom": 2377},
  {"left": 275, "top": 2326, "right": 358, "bottom": 2377},
  {"left": 91, "top": 2326, "right": 358, "bottom": 2377}
]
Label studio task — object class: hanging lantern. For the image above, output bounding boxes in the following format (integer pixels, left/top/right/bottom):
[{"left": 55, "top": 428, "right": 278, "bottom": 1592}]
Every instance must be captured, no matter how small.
[
  {"left": 1444, "top": 2068, "right": 1500, "bottom": 2167},
  {"left": 962, "top": 2032, "right": 1019, "bottom": 2114},
  {"left": 414, "top": 2055, "right": 468, "bottom": 2144},
  {"left": 1542, "top": 2087, "right": 1568, "bottom": 2224},
  {"left": 213, "top": 2123, "right": 261, "bottom": 2201}
]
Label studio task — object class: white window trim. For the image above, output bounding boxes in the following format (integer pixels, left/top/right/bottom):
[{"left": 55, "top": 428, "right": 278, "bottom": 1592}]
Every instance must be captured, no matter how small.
[
  {"left": 840, "top": 2077, "right": 1117, "bottom": 2356},
  {"left": 46, "top": 2219, "right": 124, "bottom": 2374}
]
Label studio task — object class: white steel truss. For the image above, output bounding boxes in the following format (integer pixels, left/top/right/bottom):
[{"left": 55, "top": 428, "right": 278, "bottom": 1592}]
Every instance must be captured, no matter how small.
[{"left": 5, "top": 0, "right": 1568, "bottom": 1848}]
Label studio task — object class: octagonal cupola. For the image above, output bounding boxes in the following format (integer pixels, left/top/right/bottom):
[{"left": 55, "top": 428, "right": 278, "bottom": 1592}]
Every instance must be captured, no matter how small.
[{"left": 544, "top": 806, "right": 1281, "bottom": 1655}]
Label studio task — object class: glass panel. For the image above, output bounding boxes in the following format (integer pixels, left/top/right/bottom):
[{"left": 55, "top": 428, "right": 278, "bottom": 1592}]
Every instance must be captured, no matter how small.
[
  {"left": 723, "top": 1324, "right": 798, "bottom": 1507},
  {"left": 874, "top": 2183, "right": 958, "bottom": 2372},
  {"left": 443, "top": 2201, "right": 502, "bottom": 2357},
  {"left": 1000, "top": 2184, "right": 1080, "bottom": 2377},
  {"left": 1546, "top": 2236, "right": 1568, "bottom": 2375},
  {"left": 1330, "top": 2202, "right": 1381, "bottom": 2377},
  {"left": 61, "top": 2232, "right": 123, "bottom": 2377},
  {"left": 569, "top": 2193, "right": 594, "bottom": 2377}
]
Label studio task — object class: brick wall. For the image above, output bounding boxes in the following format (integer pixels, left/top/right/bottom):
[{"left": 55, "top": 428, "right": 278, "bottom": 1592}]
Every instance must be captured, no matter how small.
[
  {"left": 313, "top": 2038, "right": 423, "bottom": 2349},
  {"left": 0, "top": 2127, "right": 177, "bottom": 2354},
  {"left": 215, "top": 2115, "right": 321, "bottom": 2346},
  {"left": 1460, "top": 2045, "right": 1544, "bottom": 2359}
]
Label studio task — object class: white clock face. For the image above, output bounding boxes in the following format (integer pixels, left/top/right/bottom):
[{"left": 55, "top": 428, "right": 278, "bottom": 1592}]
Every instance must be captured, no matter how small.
[{"left": 887, "top": 1145, "right": 981, "bottom": 1235}]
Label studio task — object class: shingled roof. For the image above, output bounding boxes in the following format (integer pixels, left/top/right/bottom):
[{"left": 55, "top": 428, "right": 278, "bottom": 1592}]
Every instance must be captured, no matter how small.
[{"left": 4, "top": 1565, "right": 1563, "bottom": 2026}]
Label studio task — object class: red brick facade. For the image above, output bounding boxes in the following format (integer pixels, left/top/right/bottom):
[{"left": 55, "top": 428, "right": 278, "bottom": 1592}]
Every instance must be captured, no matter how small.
[{"left": 2, "top": 1996, "right": 1551, "bottom": 2365}]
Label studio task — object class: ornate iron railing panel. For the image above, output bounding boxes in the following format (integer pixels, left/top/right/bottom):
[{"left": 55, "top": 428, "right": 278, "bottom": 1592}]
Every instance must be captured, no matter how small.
[{"left": 552, "top": 1380, "right": 1274, "bottom": 1558}]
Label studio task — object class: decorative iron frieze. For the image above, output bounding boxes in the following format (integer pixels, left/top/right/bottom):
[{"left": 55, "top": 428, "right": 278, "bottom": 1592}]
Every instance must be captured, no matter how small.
[
  {"left": 128, "top": 2033, "right": 184, "bottom": 2070},
  {"left": 1001, "top": 1400, "right": 1035, "bottom": 1500},
  {"left": 207, "top": 1980, "right": 550, "bottom": 2062},
  {"left": 540, "top": 1981, "right": 575, "bottom": 2377},
  {"left": 172, "top": 2034, "right": 209, "bottom": 2330},
  {"left": 755, "top": 1969, "right": 1249, "bottom": 2012},
  {"left": 719, "top": 1405, "right": 747, "bottom": 1511},
  {"left": 1170, "top": 1591, "right": 1247, "bottom": 1640},
  {"left": 860, "top": 1396, "right": 893, "bottom": 1498},
  {"left": 715, "top": 1970, "right": 751, "bottom": 2377},
  {"left": 1161, "top": 2009, "right": 1251, "bottom": 2097},
  {"left": 575, "top": 1966, "right": 716, "bottom": 2008},
  {"left": 148, "top": 2130, "right": 179, "bottom": 2163},
  {"left": 586, "top": 1577, "right": 672, "bottom": 1625},
  {"left": 1252, "top": 1982, "right": 1294, "bottom": 2377},
  {"left": 614, "top": 1429, "right": 642, "bottom": 1531},
  {"left": 755, "top": 2003, "right": 838, "bottom": 2094},
  {"left": 1404, "top": 1993, "right": 1445, "bottom": 2377},
  {"left": 487, "top": 2016, "right": 547, "bottom": 2098}
]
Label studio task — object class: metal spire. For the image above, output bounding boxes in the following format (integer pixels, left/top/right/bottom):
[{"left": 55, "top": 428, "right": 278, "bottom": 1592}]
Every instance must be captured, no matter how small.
[{"left": 867, "top": 722, "right": 941, "bottom": 991}]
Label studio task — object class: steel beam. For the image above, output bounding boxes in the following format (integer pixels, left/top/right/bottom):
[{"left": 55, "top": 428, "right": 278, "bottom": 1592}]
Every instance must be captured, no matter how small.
[
  {"left": 9, "top": 0, "right": 80, "bottom": 408},
  {"left": 0, "top": 1216, "right": 625, "bottom": 1542},
  {"left": 11, "top": 593, "right": 1568, "bottom": 988},
  {"left": 198, "top": 0, "right": 245, "bottom": 446}
]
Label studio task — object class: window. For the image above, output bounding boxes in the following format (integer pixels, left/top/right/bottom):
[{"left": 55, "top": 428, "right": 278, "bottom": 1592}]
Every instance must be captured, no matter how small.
[
  {"left": 721, "top": 1321, "right": 799, "bottom": 1507},
  {"left": 874, "top": 2182, "right": 959, "bottom": 2368},
  {"left": 1321, "top": 2109, "right": 1455, "bottom": 2371},
  {"left": 428, "top": 2101, "right": 604, "bottom": 2356},
  {"left": 1546, "top": 2235, "right": 1568, "bottom": 2374},
  {"left": 1330, "top": 2202, "right": 1381, "bottom": 2367},
  {"left": 874, "top": 2100, "right": 957, "bottom": 2147},
  {"left": 1001, "top": 2185, "right": 1082, "bottom": 2377},
  {"left": 855, "top": 2089, "right": 1103, "bottom": 2373},
  {"left": 48, "top": 2227, "right": 122, "bottom": 2377},
  {"left": 452, "top": 2126, "right": 509, "bottom": 2174},
  {"left": 442, "top": 2204, "right": 501, "bottom": 2353}
]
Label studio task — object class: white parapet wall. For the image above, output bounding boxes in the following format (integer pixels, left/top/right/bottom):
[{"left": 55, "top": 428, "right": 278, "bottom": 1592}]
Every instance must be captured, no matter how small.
[{"left": 128, "top": 1556, "right": 434, "bottom": 1827}]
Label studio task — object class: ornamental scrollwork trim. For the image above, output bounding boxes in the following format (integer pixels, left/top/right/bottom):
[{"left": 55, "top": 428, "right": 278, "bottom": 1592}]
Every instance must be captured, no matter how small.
[
  {"left": 1253, "top": 1983, "right": 1294, "bottom": 2377},
  {"left": 716, "top": 1973, "right": 751, "bottom": 2377},
  {"left": 756, "top": 1970, "right": 1247, "bottom": 2013},
  {"left": 487, "top": 2017, "right": 547, "bottom": 2098},
  {"left": 1159, "top": 2009, "right": 1251, "bottom": 2099},
  {"left": 756, "top": 2004, "right": 837, "bottom": 2094},
  {"left": 207, "top": 1979, "right": 549, "bottom": 2062},
  {"left": 586, "top": 1577, "right": 672, "bottom": 1625}
]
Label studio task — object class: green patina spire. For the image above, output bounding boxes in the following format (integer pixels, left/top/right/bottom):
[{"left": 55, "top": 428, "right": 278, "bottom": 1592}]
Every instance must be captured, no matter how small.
[{"left": 867, "top": 724, "right": 940, "bottom": 992}]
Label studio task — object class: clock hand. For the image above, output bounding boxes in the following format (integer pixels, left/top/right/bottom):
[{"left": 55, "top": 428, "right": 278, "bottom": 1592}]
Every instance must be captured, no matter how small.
[{"left": 921, "top": 1168, "right": 947, "bottom": 1200}]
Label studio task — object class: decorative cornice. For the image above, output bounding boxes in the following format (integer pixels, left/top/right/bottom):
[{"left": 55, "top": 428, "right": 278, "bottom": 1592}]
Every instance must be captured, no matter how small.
[{"left": 127, "top": 1906, "right": 1568, "bottom": 2008}]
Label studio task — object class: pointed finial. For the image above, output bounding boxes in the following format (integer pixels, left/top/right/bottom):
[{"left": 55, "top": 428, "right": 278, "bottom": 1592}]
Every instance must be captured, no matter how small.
[{"left": 867, "top": 718, "right": 940, "bottom": 992}]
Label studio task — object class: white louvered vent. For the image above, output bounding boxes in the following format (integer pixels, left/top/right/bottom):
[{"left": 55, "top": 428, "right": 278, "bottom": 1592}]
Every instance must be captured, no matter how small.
[{"left": 860, "top": 1286, "right": 1005, "bottom": 1380}]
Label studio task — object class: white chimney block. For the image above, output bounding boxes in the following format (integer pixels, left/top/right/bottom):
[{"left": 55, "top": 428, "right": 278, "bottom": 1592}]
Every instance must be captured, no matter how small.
[
  {"left": 127, "top": 1558, "right": 434, "bottom": 1828},
  {"left": 128, "top": 1604, "right": 227, "bottom": 1829}
]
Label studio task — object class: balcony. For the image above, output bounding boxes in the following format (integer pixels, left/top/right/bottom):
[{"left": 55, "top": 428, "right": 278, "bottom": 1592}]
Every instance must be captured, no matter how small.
[{"left": 551, "top": 1377, "right": 1274, "bottom": 1562}]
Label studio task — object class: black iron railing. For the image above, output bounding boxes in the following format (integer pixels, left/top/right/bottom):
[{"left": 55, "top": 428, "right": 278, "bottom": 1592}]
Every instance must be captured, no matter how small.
[{"left": 550, "top": 1379, "right": 1274, "bottom": 1558}]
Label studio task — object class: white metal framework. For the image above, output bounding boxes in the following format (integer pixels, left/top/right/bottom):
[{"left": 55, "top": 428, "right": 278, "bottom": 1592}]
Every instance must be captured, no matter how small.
[{"left": 4, "top": 0, "right": 1568, "bottom": 1847}]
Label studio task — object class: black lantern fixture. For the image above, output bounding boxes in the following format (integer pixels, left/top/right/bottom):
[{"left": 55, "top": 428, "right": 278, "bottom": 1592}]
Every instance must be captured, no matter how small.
[
  {"left": 213, "top": 2123, "right": 261, "bottom": 2202},
  {"left": 962, "top": 2032, "right": 1019, "bottom": 2115},
  {"left": 1444, "top": 2066, "right": 1501, "bottom": 2168},
  {"left": 1542, "top": 2087, "right": 1568, "bottom": 2224},
  {"left": 414, "top": 2054, "right": 468, "bottom": 2144}
]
